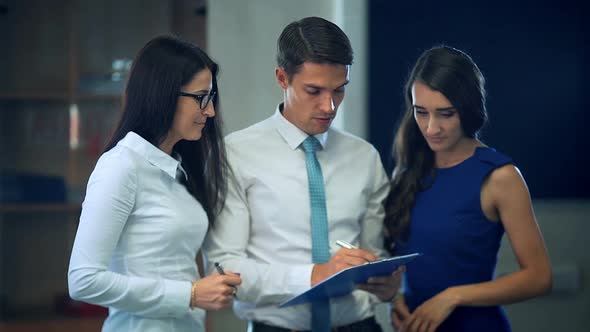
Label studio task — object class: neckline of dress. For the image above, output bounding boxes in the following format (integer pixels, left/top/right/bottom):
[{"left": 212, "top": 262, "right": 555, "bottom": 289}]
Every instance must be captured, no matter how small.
[{"left": 435, "top": 146, "right": 487, "bottom": 172}]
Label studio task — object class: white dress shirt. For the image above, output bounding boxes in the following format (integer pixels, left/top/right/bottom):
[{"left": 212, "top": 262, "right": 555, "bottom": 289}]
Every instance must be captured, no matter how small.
[
  {"left": 68, "top": 131, "right": 207, "bottom": 332},
  {"left": 203, "top": 106, "right": 389, "bottom": 330}
]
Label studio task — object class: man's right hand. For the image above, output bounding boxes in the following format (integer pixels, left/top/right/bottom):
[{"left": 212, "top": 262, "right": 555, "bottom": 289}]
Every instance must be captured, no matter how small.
[{"left": 311, "top": 248, "right": 378, "bottom": 286}]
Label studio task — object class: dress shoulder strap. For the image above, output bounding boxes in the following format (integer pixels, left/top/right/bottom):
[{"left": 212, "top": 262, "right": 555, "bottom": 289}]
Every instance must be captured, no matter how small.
[{"left": 475, "top": 147, "right": 513, "bottom": 168}]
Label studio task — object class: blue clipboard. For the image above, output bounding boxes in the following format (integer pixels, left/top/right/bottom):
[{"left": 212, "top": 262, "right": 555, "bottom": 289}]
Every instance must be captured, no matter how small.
[{"left": 279, "top": 253, "right": 421, "bottom": 307}]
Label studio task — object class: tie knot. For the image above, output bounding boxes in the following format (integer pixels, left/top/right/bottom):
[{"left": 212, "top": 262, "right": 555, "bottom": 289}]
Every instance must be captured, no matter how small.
[{"left": 302, "top": 136, "right": 321, "bottom": 154}]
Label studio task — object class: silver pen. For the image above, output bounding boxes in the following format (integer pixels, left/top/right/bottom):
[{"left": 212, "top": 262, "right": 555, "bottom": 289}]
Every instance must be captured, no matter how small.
[
  {"left": 336, "top": 240, "right": 358, "bottom": 249},
  {"left": 214, "top": 262, "right": 237, "bottom": 297}
]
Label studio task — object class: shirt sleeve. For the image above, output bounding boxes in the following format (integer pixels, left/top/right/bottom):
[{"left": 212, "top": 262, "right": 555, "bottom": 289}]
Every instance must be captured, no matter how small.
[
  {"left": 203, "top": 158, "right": 313, "bottom": 305},
  {"left": 67, "top": 150, "right": 191, "bottom": 318},
  {"left": 359, "top": 148, "right": 390, "bottom": 260}
]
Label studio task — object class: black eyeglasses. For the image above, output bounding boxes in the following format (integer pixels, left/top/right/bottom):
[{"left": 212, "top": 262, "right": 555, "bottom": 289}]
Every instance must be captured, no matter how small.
[{"left": 179, "top": 91, "right": 217, "bottom": 110}]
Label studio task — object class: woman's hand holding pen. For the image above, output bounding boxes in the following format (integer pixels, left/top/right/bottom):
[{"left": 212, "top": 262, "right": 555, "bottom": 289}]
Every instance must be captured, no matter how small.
[
  {"left": 311, "top": 247, "right": 378, "bottom": 286},
  {"left": 190, "top": 268, "right": 241, "bottom": 310}
]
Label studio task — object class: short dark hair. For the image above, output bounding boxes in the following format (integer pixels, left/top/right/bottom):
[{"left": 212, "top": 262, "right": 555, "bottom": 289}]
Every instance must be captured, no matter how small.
[
  {"left": 105, "top": 35, "right": 227, "bottom": 226},
  {"left": 276, "top": 16, "right": 353, "bottom": 78}
]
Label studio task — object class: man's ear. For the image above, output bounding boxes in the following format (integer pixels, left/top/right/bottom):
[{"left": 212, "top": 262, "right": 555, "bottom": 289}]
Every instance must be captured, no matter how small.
[{"left": 275, "top": 67, "right": 289, "bottom": 89}]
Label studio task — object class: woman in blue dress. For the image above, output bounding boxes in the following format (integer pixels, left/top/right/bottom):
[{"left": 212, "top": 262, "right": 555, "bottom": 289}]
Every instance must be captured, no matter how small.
[
  {"left": 384, "top": 46, "right": 551, "bottom": 332},
  {"left": 68, "top": 36, "right": 241, "bottom": 331}
]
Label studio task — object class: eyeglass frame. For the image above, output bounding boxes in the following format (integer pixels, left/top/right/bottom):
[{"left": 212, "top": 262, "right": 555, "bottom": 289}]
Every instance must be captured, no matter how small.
[{"left": 179, "top": 90, "right": 217, "bottom": 110}]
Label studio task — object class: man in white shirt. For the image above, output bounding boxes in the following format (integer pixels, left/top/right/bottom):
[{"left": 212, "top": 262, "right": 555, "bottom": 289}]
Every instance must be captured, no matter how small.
[{"left": 204, "top": 16, "right": 401, "bottom": 332}]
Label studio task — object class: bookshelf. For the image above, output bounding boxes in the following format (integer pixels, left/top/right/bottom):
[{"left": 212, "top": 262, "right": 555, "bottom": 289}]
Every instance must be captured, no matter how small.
[{"left": 0, "top": 0, "right": 207, "bottom": 328}]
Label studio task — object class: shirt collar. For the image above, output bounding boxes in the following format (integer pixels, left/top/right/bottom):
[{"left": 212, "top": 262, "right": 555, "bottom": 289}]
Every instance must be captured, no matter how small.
[
  {"left": 118, "top": 131, "right": 182, "bottom": 180},
  {"left": 272, "top": 103, "right": 328, "bottom": 150},
  {"left": 175, "top": 154, "right": 188, "bottom": 181}
]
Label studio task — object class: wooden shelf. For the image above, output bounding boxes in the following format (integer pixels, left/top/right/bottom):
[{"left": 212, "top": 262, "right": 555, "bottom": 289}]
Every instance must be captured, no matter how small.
[
  {"left": 0, "top": 93, "right": 121, "bottom": 102},
  {"left": 0, "top": 1, "right": 203, "bottom": 324},
  {"left": 77, "top": 94, "right": 122, "bottom": 102},
  {"left": 0, "top": 204, "right": 81, "bottom": 213},
  {"left": 0, "top": 93, "right": 70, "bottom": 102},
  {"left": 0, "top": 317, "right": 104, "bottom": 332}
]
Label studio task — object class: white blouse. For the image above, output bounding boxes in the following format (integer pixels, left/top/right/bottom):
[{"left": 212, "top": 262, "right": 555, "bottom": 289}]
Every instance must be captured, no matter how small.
[{"left": 68, "top": 131, "right": 208, "bottom": 332}]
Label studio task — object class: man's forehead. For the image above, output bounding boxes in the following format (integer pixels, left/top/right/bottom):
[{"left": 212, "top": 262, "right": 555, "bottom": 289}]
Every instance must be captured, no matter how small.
[{"left": 295, "top": 63, "right": 350, "bottom": 85}]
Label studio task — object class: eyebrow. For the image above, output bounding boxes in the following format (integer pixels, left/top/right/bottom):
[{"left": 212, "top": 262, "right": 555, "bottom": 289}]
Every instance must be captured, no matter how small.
[
  {"left": 304, "top": 81, "right": 350, "bottom": 90},
  {"left": 413, "top": 105, "right": 457, "bottom": 112},
  {"left": 189, "top": 89, "right": 212, "bottom": 94}
]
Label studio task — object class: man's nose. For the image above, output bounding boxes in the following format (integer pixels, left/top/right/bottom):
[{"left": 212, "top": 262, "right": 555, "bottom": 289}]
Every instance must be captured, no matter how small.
[{"left": 320, "top": 94, "right": 335, "bottom": 113}]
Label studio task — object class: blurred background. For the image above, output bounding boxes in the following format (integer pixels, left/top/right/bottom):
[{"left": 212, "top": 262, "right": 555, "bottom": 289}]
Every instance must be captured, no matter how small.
[{"left": 0, "top": 0, "right": 587, "bottom": 331}]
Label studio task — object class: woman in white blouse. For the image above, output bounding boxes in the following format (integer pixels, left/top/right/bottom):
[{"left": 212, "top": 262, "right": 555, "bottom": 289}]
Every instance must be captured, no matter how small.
[{"left": 68, "top": 35, "right": 241, "bottom": 332}]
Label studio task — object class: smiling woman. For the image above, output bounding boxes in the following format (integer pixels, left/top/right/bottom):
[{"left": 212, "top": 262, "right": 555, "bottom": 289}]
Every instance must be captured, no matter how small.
[
  {"left": 160, "top": 69, "right": 217, "bottom": 153},
  {"left": 67, "top": 35, "right": 242, "bottom": 332}
]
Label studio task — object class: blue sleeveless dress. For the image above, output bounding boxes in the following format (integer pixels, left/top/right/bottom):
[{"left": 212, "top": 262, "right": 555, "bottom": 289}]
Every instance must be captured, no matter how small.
[{"left": 396, "top": 147, "right": 512, "bottom": 332}]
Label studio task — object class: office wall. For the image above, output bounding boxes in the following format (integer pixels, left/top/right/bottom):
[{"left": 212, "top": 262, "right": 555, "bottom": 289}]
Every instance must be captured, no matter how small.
[
  {"left": 368, "top": 0, "right": 589, "bottom": 197},
  {"left": 498, "top": 199, "right": 590, "bottom": 332}
]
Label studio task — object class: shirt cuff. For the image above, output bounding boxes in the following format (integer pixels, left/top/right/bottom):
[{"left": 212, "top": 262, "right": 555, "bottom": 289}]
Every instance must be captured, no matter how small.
[
  {"left": 287, "top": 264, "right": 315, "bottom": 294},
  {"left": 162, "top": 279, "right": 192, "bottom": 317}
]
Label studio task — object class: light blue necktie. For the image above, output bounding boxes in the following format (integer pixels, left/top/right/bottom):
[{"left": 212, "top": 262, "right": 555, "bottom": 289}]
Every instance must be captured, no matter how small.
[{"left": 301, "top": 136, "right": 331, "bottom": 332}]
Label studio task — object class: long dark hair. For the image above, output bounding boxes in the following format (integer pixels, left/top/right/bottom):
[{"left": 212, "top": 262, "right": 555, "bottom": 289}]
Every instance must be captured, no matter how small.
[
  {"left": 384, "top": 46, "right": 487, "bottom": 248},
  {"left": 104, "top": 35, "right": 228, "bottom": 226}
]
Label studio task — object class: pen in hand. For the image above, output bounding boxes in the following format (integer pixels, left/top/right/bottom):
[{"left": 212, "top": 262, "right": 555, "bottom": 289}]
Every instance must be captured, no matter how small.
[
  {"left": 214, "top": 262, "right": 226, "bottom": 275},
  {"left": 336, "top": 240, "right": 358, "bottom": 249},
  {"left": 336, "top": 240, "right": 377, "bottom": 264},
  {"left": 214, "top": 262, "right": 238, "bottom": 297}
]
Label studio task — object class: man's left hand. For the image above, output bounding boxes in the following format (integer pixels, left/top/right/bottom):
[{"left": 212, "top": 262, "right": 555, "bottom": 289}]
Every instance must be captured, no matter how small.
[{"left": 357, "top": 266, "right": 405, "bottom": 301}]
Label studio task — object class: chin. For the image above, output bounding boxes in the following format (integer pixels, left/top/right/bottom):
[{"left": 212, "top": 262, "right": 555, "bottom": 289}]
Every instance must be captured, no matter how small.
[
  {"left": 184, "top": 133, "right": 203, "bottom": 141},
  {"left": 311, "top": 125, "right": 331, "bottom": 135},
  {"left": 427, "top": 143, "right": 447, "bottom": 153}
]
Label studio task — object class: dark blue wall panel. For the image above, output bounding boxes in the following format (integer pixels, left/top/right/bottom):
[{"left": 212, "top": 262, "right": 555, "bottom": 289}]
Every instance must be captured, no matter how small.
[{"left": 368, "top": 0, "right": 588, "bottom": 198}]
